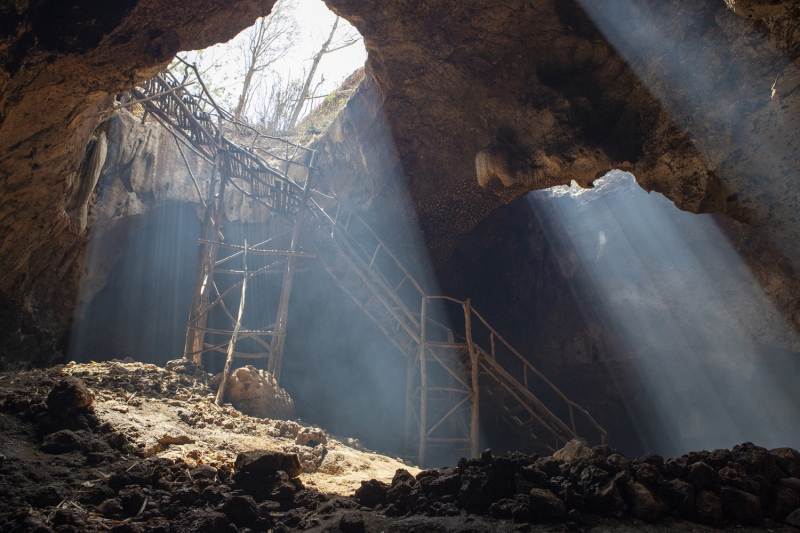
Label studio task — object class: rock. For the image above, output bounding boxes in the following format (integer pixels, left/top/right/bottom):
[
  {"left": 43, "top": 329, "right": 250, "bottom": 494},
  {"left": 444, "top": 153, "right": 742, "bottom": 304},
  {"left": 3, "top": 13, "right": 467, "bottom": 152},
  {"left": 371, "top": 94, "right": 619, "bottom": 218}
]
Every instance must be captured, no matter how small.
[
  {"left": 233, "top": 450, "right": 302, "bottom": 478},
  {"left": 585, "top": 479, "right": 625, "bottom": 514},
  {"left": 220, "top": 495, "right": 258, "bottom": 527},
  {"left": 623, "top": 480, "right": 668, "bottom": 522},
  {"left": 773, "top": 486, "right": 800, "bottom": 520},
  {"left": 46, "top": 378, "right": 93, "bottom": 414},
  {"left": 119, "top": 485, "right": 146, "bottom": 517},
  {"left": 732, "top": 442, "right": 785, "bottom": 481},
  {"left": 534, "top": 457, "right": 562, "bottom": 478},
  {"left": 607, "top": 454, "right": 631, "bottom": 473},
  {"left": 32, "top": 485, "right": 66, "bottom": 508},
  {"left": 164, "top": 359, "right": 202, "bottom": 375},
  {"left": 295, "top": 427, "right": 326, "bottom": 446},
  {"left": 211, "top": 366, "right": 294, "bottom": 419},
  {"left": 695, "top": 490, "right": 724, "bottom": 526},
  {"left": 96, "top": 498, "right": 125, "bottom": 519},
  {"left": 771, "top": 448, "right": 800, "bottom": 477},
  {"left": 190, "top": 464, "right": 218, "bottom": 480},
  {"left": 554, "top": 438, "right": 597, "bottom": 463},
  {"left": 41, "top": 429, "right": 82, "bottom": 454},
  {"left": 661, "top": 479, "right": 695, "bottom": 514},
  {"left": 632, "top": 463, "right": 660, "bottom": 488},
  {"left": 355, "top": 479, "right": 389, "bottom": 508},
  {"left": 779, "top": 477, "right": 800, "bottom": 493},
  {"left": 157, "top": 429, "right": 193, "bottom": 446},
  {"left": 720, "top": 486, "right": 763, "bottom": 524},
  {"left": 529, "top": 488, "right": 565, "bottom": 522},
  {"left": 786, "top": 508, "right": 800, "bottom": 527},
  {"left": 687, "top": 461, "right": 718, "bottom": 491},
  {"left": 707, "top": 449, "right": 734, "bottom": 469},
  {"left": 339, "top": 511, "right": 365, "bottom": 533}
]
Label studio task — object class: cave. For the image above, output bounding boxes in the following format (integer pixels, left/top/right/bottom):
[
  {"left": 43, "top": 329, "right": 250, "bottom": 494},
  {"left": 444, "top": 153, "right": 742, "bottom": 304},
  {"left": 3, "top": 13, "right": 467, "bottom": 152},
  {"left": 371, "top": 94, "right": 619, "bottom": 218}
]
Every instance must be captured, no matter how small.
[{"left": 2, "top": 0, "right": 800, "bottom": 531}]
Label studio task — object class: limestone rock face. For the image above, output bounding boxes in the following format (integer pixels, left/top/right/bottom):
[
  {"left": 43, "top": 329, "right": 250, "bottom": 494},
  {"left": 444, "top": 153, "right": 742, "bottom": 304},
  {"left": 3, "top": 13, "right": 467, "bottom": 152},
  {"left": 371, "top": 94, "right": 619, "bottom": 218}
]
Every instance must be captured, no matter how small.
[{"left": 211, "top": 365, "right": 295, "bottom": 420}]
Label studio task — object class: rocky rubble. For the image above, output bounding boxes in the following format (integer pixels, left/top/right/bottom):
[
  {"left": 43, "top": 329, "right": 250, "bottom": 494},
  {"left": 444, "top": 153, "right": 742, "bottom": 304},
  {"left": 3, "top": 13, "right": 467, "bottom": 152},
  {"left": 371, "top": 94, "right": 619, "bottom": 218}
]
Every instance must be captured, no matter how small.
[
  {"left": 2, "top": 363, "right": 799, "bottom": 533},
  {"left": 350, "top": 441, "right": 800, "bottom": 530}
]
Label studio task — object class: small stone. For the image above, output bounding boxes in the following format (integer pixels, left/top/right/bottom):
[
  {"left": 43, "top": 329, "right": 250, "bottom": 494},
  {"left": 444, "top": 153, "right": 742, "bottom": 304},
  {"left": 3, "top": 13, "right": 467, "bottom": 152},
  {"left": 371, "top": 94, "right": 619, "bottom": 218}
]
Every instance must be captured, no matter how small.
[{"left": 96, "top": 498, "right": 125, "bottom": 519}]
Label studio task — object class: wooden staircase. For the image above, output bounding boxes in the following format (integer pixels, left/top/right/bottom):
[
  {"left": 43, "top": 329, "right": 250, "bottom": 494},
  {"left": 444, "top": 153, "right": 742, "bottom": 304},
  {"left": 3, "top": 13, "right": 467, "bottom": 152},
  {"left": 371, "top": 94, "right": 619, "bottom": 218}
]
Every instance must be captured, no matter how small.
[{"left": 129, "top": 67, "right": 606, "bottom": 465}]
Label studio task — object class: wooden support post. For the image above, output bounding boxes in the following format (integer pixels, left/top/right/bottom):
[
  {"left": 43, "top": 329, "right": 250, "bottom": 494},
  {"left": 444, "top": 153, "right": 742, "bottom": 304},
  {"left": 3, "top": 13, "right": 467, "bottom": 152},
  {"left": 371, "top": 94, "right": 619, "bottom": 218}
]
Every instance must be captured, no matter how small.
[
  {"left": 404, "top": 351, "right": 415, "bottom": 459},
  {"left": 216, "top": 240, "right": 247, "bottom": 405},
  {"left": 490, "top": 333, "right": 495, "bottom": 360},
  {"left": 569, "top": 404, "right": 576, "bottom": 434},
  {"left": 418, "top": 297, "right": 428, "bottom": 468},
  {"left": 184, "top": 143, "right": 222, "bottom": 363},
  {"left": 268, "top": 151, "right": 317, "bottom": 384},
  {"left": 464, "top": 298, "right": 480, "bottom": 459}
]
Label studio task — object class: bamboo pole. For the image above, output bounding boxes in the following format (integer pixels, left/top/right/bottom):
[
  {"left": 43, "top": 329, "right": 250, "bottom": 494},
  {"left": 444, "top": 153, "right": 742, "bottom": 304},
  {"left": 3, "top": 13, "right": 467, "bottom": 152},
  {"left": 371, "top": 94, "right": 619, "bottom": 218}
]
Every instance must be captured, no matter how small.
[
  {"left": 268, "top": 151, "right": 317, "bottom": 384},
  {"left": 404, "top": 352, "right": 415, "bottom": 459},
  {"left": 464, "top": 298, "right": 480, "bottom": 459},
  {"left": 418, "top": 297, "right": 428, "bottom": 468},
  {"left": 216, "top": 240, "right": 247, "bottom": 406},
  {"left": 191, "top": 137, "right": 226, "bottom": 362}
]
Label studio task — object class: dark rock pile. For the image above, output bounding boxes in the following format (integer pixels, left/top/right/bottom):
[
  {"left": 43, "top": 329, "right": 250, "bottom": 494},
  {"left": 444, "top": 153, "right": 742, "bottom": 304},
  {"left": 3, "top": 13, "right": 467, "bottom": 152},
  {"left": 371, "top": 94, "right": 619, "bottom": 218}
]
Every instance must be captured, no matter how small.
[{"left": 355, "top": 442, "right": 800, "bottom": 529}]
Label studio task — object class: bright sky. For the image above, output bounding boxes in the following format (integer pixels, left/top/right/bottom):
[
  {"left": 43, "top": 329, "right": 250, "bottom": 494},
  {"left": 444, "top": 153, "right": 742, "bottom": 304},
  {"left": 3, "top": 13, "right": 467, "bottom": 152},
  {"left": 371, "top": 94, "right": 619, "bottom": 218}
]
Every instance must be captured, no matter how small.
[{"left": 179, "top": 0, "right": 367, "bottom": 120}]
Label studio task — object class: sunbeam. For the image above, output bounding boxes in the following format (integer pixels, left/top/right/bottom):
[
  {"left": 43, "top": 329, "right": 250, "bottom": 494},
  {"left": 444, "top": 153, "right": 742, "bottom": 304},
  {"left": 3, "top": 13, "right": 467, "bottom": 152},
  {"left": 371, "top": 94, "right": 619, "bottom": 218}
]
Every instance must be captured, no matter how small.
[{"left": 529, "top": 171, "right": 800, "bottom": 457}]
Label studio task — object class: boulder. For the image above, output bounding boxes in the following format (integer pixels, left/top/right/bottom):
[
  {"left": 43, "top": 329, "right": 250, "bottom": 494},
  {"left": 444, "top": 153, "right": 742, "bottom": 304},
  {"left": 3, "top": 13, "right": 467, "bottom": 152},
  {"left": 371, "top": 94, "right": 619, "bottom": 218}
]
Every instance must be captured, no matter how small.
[
  {"left": 354, "top": 479, "right": 389, "bottom": 508},
  {"left": 46, "top": 377, "right": 93, "bottom": 414},
  {"left": 211, "top": 365, "right": 294, "bottom": 420},
  {"left": 623, "top": 480, "right": 668, "bottom": 522},
  {"left": 339, "top": 511, "right": 365, "bottom": 533},
  {"left": 233, "top": 450, "right": 302, "bottom": 478},
  {"left": 720, "top": 486, "right": 763, "bottom": 524},
  {"left": 554, "top": 439, "right": 597, "bottom": 463},
  {"left": 661, "top": 479, "right": 695, "bottom": 514},
  {"left": 220, "top": 495, "right": 258, "bottom": 528},
  {"left": 786, "top": 508, "right": 800, "bottom": 527},
  {"left": 732, "top": 442, "right": 785, "bottom": 481},
  {"left": 695, "top": 490, "right": 724, "bottom": 526},
  {"left": 529, "top": 488, "right": 566, "bottom": 522},
  {"left": 771, "top": 448, "right": 800, "bottom": 478},
  {"left": 773, "top": 486, "right": 800, "bottom": 520}
]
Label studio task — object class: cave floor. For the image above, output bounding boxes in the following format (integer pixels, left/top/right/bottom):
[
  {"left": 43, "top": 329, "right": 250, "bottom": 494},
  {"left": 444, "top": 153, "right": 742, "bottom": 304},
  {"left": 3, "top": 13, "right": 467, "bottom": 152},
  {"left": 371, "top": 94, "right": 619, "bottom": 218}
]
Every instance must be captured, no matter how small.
[{"left": 0, "top": 363, "right": 798, "bottom": 533}]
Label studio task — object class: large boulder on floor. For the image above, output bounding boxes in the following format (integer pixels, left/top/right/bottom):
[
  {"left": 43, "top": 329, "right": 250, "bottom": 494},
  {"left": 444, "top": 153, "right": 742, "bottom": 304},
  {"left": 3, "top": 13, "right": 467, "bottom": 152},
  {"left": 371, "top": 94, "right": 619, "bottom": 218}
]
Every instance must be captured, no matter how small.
[{"left": 211, "top": 365, "right": 294, "bottom": 420}]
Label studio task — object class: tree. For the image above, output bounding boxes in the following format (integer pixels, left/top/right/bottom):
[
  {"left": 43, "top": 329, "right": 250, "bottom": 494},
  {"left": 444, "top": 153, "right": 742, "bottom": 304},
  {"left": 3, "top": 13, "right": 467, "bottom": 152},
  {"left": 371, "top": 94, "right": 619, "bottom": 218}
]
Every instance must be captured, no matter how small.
[
  {"left": 232, "top": 0, "right": 298, "bottom": 120},
  {"left": 287, "top": 16, "right": 361, "bottom": 129}
]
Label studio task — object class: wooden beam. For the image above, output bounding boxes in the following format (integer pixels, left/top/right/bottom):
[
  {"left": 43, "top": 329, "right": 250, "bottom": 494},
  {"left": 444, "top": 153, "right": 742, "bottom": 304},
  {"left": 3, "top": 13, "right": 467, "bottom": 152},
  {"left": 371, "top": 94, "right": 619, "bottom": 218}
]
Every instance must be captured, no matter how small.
[
  {"left": 418, "top": 297, "right": 428, "bottom": 468},
  {"left": 464, "top": 298, "right": 480, "bottom": 459},
  {"left": 215, "top": 240, "right": 248, "bottom": 405}
]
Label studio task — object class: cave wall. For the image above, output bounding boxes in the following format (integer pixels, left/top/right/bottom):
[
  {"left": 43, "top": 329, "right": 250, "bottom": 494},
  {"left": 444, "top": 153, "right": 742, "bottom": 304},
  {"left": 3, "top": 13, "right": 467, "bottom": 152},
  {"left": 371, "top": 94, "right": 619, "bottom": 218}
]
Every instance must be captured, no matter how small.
[{"left": 2, "top": 0, "right": 800, "bottom": 375}]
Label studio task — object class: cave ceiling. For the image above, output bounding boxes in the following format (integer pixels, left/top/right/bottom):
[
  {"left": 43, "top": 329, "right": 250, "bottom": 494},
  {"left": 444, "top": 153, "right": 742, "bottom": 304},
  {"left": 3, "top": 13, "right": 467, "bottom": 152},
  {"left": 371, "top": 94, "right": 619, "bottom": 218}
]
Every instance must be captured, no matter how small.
[{"left": 1, "top": 0, "right": 800, "bottom": 352}]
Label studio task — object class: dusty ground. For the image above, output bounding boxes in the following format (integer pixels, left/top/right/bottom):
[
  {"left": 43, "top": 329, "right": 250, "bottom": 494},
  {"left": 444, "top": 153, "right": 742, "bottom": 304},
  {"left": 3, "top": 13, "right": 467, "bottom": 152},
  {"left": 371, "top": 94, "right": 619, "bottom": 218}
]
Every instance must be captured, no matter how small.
[{"left": 45, "top": 360, "right": 417, "bottom": 496}]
